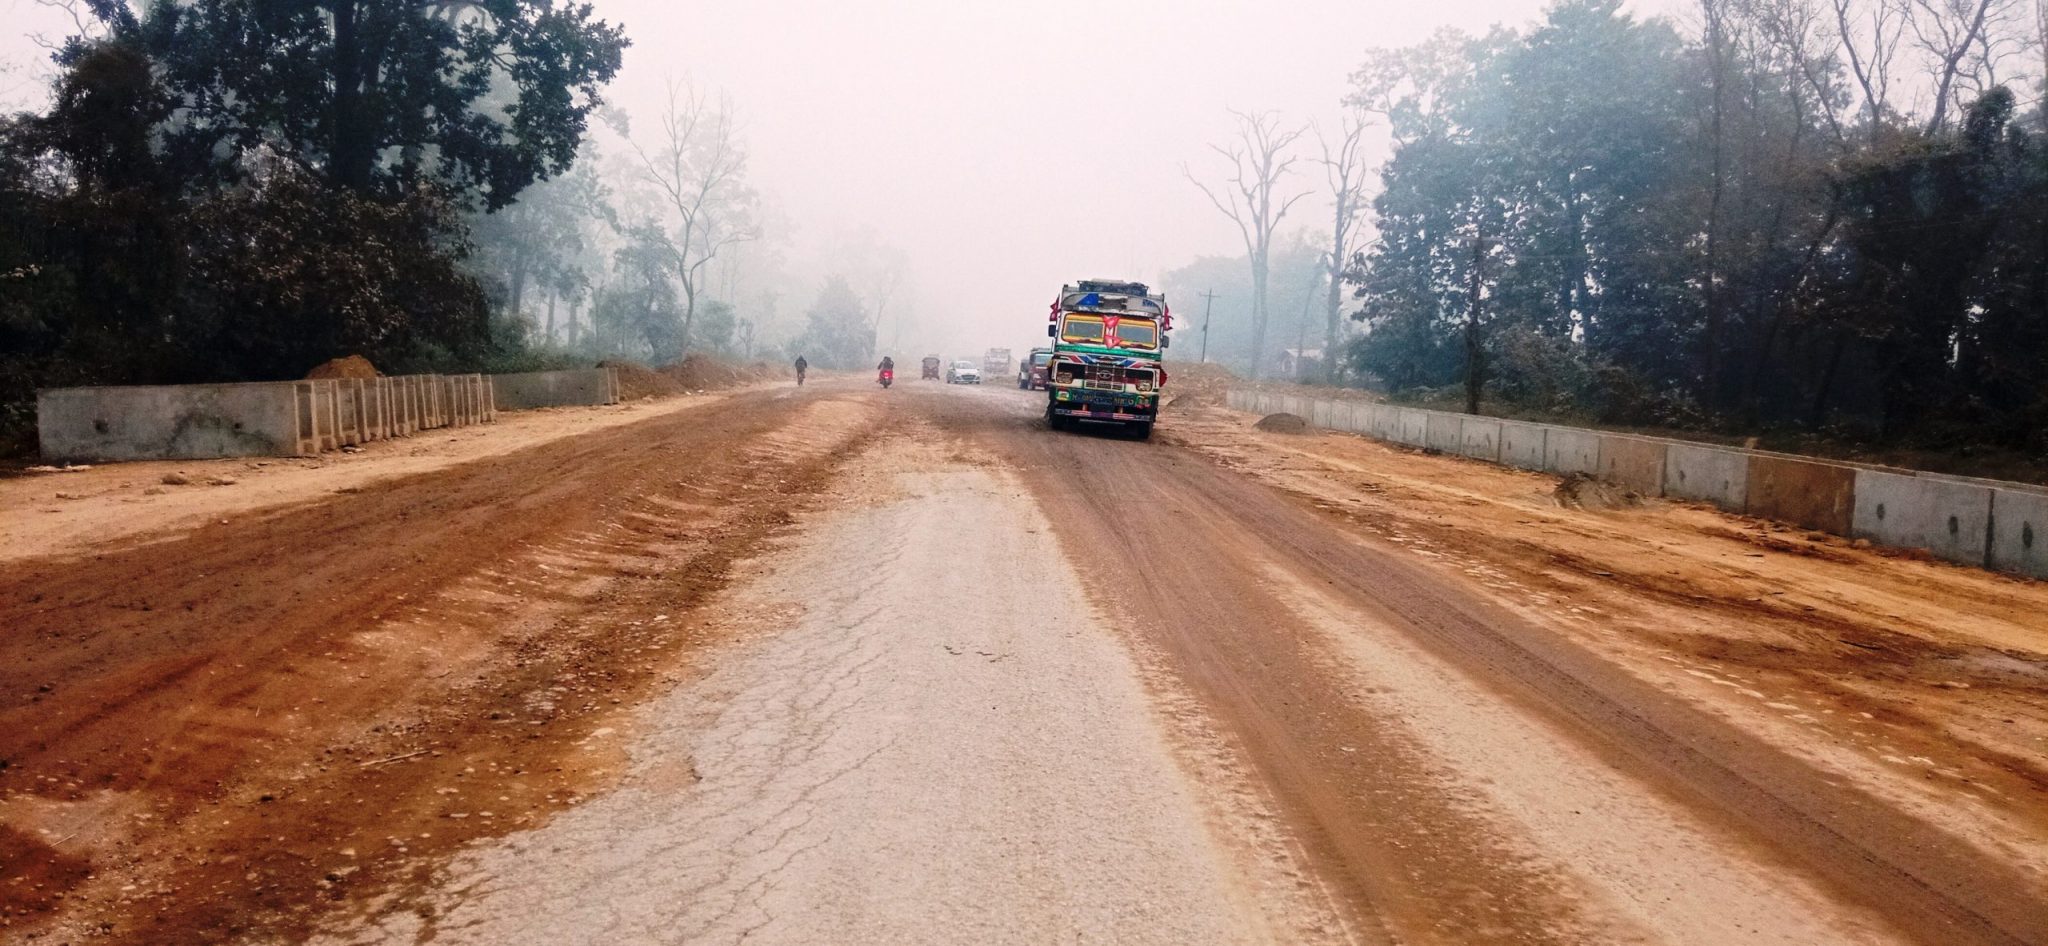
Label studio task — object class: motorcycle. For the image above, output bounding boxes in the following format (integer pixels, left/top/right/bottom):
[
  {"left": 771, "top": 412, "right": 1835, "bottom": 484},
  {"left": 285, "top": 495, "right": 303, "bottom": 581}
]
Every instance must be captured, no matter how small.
[{"left": 878, "top": 368, "right": 894, "bottom": 389}]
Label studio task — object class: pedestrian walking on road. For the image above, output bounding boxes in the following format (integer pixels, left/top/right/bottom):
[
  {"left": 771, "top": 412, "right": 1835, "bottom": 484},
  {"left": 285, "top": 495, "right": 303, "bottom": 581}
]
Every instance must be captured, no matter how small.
[{"left": 794, "top": 355, "right": 808, "bottom": 386}]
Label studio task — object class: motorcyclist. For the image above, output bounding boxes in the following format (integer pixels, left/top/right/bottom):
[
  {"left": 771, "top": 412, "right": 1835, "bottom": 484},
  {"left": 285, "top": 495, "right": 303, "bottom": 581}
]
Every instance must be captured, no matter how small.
[
  {"left": 876, "top": 355, "right": 894, "bottom": 377},
  {"left": 793, "top": 355, "right": 808, "bottom": 386}
]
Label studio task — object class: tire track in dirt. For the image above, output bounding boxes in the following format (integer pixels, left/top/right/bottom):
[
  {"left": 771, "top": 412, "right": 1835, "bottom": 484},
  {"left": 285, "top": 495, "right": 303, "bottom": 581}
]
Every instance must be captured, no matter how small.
[
  {"left": 0, "top": 386, "right": 886, "bottom": 944},
  {"left": 930, "top": 390, "right": 2045, "bottom": 946}
]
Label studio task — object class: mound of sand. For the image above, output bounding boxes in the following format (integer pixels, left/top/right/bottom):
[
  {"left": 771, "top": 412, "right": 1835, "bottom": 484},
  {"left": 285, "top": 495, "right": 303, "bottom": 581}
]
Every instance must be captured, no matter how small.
[
  {"left": 1553, "top": 473, "right": 1644, "bottom": 510},
  {"left": 304, "top": 355, "right": 380, "bottom": 380},
  {"left": 602, "top": 361, "right": 684, "bottom": 400},
  {"left": 1164, "top": 362, "right": 1238, "bottom": 408},
  {"left": 1254, "top": 412, "right": 1309, "bottom": 434},
  {"left": 660, "top": 354, "right": 778, "bottom": 390}
]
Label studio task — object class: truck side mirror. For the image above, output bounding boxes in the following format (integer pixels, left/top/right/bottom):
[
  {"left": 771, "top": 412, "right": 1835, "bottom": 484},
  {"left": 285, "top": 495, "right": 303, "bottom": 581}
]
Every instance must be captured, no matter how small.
[
  {"left": 1162, "top": 335, "right": 1171, "bottom": 349},
  {"left": 1047, "top": 324, "right": 1056, "bottom": 337}
]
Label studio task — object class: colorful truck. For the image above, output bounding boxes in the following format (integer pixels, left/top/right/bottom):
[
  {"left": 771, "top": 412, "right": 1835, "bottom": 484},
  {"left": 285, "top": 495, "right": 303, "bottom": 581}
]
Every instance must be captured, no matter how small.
[{"left": 1044, "top": 279, "right": 1170, "bottom": 438}]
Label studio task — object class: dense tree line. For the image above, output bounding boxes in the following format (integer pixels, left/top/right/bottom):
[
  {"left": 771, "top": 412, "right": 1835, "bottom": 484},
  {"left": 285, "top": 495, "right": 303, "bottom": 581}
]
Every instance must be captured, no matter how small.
[
  {"left": 1346, "top": 0, "right": 2048, "bottom": 450},
  {"left": 0, "top": 1, "right": 626, "bottom": 451}
]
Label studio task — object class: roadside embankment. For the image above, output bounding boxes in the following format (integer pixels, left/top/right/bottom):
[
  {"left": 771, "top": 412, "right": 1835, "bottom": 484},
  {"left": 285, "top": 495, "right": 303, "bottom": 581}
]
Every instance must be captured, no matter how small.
[{"left": 1229, "top": 389, "right": 2048, "bottom": 579}]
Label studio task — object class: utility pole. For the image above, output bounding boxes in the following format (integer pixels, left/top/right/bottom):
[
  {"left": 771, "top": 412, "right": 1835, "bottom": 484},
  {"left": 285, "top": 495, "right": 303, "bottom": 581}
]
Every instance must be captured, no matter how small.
[
  {"left": 1198, "top": 289, "right": 1219, "bottom": 364},
  {"left": 1465, "top": 231, "right": 1487, "bottom": 416}
]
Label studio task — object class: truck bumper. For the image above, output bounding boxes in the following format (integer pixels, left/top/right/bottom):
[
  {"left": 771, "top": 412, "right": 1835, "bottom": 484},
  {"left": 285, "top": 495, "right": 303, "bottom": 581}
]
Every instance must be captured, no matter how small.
[{"left": 1050, "top": 389, "right": 1158, "bottom": 422}]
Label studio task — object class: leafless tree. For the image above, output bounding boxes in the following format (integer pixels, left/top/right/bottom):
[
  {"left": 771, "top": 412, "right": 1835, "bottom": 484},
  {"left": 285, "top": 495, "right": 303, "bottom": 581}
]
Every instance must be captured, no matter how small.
[
  {"left": 1313, "top": 111, "right": 1373, "bottom": 383},
  {"left": 630, "top": 80, "right": 759, "bottom": 354},
  {"left": 1832, "top": 0, "right": 1907, "bottom": 132},
  {"left": 1897, "top": 0, "right": 2011, "bottom": 130},
  {"left": 1184, "top": 109, "right": 1310, "bottom": 380},
  {"left": 1746, "top": 0, "right": 1854, "bottom": 146},
  {"left": 2033, "top": 0, "right": 2048, "bottom": 118}
]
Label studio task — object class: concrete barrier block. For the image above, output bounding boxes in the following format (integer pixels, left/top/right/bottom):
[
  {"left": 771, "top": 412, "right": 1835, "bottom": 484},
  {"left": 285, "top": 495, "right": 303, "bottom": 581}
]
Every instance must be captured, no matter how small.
[
  {"left": 1458, "top": 417, "right": 1502, "bottom": 462},
  {"left": 1425, "top": 411, "right": 1463, "bottom": 453},
  {"left": 335, "top": 381, "right": 361, "bottom": 447},
  {"left": 1852, "top": 471, "right": 1993, "bottom": 566},
  {"left": 1598, "top": 435, "right": 1667, "bottom": 495},
  {"left": 1543, "top": 427, "right": 1601, "bottom": 476},
  {"left": 1354, "top": 404, "right": 1383, "bottom": 439},
  {"left": 314, "top": 380, "right": 339, "bottom": 451},
  {"left": 1664, "top": 443, "right": 1748, "bottom": 511},
  {"left": 1747, "top": 454, "right": 1856, "bottom": 533},
  {"left": 1397, "top": 409, "right": 1428, "bottom": 447},
  {"left": 1312, "top": 398, "right": 1337, "bottom": 430},
  {"left": 1990, "top": 488, "right": 2048, "bottom": 578},
  {"left": 37, "top": 382, "right": 303, "bottom": 461},
  {"left": 1342, "top": 402, "right": 1370, "bottom": 434},
  {"left": 1499, "top": 421, "right": 1547, "bottom": 470}
]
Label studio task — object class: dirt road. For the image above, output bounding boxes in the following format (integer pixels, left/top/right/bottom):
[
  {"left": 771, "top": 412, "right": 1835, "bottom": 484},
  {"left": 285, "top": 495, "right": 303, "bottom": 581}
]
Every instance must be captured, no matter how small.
[{"left": 3, "top": 379, "right": 2043, "bottom": 945}]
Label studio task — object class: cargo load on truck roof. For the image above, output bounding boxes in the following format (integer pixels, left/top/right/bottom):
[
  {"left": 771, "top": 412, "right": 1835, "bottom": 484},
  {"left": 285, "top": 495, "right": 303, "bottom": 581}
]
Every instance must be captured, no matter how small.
[{"left": 1055, "top": 280, "right": 1170, "bottom": 322}]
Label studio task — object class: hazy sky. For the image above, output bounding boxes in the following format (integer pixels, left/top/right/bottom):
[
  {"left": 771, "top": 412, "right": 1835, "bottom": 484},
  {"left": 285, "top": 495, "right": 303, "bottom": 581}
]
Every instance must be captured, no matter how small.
[
  {"left": 1, "top": 0, "right": 1695, "bottom": 354},
  {"left": 596, "top": 0, "right": 1692, "bottom": 352}
]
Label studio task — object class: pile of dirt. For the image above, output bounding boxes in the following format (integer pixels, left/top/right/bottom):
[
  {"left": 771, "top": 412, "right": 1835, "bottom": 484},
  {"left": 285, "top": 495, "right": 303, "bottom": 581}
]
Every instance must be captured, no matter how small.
[
  {"left": 1552, "top": 473, "right": 1644, "bottom": 511},
  {"left": 603, "top": 361, "right": 684, "bottom": 400},
  {"left": 1254, "top": 412, "right": 1310, "bottom": 434},
  {"left": 659, "top": 353, "right": 778, "bottom": 391},
  {"left": 304, "top": 355, "right": 380, "bottom": 380},
  {"left": 1165, "top": 362, "right": 1239, "bottom": 408}
]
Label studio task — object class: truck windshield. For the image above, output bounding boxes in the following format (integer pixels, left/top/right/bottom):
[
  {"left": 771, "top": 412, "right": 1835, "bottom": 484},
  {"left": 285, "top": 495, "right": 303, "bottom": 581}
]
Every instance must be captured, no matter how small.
[
  {"left": 1115, "top": 320, "right": 1158, "bottom": 347},
  {"left": 1031, "top": 352, "right": 1052, "bottom": 366},
  {"left": 1060, "top": 315, "right": 1105, "bottom": 342}
]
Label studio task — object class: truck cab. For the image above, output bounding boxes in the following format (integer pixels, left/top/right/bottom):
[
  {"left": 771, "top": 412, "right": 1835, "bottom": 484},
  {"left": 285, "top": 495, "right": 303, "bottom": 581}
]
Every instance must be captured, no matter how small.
[
  {"left": 1018, "top": 348, "right": 1053, "bottom": 390},
  {"left": 1044, "top": 280, "right": 1170, "bottom": 438}
]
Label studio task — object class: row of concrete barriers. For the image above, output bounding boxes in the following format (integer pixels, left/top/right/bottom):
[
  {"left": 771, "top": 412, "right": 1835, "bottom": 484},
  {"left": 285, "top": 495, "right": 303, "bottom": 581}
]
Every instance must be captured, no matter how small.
[
  {"left": 1227, "top": 390, "right": 2048, "bottom": 580},
  {"left": 37, "top": 367, "right": 621, "bottom": 463}
]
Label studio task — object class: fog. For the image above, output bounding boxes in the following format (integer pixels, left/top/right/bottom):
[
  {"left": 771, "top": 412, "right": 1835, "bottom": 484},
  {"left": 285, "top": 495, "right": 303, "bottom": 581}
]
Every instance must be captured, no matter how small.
[
  {"left": 596, "top": 0, "right": 1690, "bottom": 358},
  {"left": 0, "top": 0, "right": 1689, "bottom": 361}
]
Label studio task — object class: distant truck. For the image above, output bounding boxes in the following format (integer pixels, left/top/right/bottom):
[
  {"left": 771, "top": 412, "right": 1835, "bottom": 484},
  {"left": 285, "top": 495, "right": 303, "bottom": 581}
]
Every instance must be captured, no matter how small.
[
  {"left": 1017, "top": 347, "right": 1052, "bottom": 390},
  {"left": 1044, "top": 279, "right": 1169, "bottom": 438},
  {"left": 982, "top": 347, "right": 1012, "bottom": 379}
]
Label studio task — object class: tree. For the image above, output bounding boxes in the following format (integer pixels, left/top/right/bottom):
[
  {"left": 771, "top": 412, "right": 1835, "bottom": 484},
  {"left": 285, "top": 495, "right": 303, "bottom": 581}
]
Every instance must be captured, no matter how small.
[
  {"left": 1184, "top": 109, "right": 1310, "bottom": 379},
  {"left": 1315, "top": 111, "right": 1374, "bottom": 383},
  {"left": 630, "top": 80, "right": 758, "bottom": 355},
  {"left": 591, "top": 221, "right": 681, "bottom": 358},
  {"left": 181, "top": 164, "right": 491, "bottom": 378},
  {"left": 791, "top": 276, "right": 871, "bottom": 369},
  {"left": 86, "top": 0, "right": 626, "bottom": 209},
  {"left": 468, "top": 152, "right": 612, "bottom": 338},
  {"left": 1899, "top": 0, "right": 2016, "bottom": 132}
]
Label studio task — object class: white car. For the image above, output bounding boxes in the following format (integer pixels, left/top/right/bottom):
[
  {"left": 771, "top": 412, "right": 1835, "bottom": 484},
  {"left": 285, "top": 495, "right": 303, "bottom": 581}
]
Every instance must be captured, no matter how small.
[{"left": 946, "top": 360, "right": 981, "bottom": 384}]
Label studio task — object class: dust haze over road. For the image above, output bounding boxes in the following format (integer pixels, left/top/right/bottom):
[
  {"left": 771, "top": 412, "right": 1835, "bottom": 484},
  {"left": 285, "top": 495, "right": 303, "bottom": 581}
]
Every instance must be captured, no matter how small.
[{"left": 3, "top": 379, "right": 2046, "bottom": 945}]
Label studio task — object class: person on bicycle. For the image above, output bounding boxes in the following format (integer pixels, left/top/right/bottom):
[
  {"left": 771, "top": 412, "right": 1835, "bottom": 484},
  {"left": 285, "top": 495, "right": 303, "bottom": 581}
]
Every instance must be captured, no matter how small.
[{"left": 793, "top": 355, "right": 808, "bottom": 386}]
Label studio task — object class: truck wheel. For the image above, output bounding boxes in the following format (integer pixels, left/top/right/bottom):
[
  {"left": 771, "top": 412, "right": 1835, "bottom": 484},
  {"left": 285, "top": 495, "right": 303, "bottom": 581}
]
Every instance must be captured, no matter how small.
[
  {"left": 1130, "top": 421, "right": 1153, "bottom": 440},
  {"left": 1045, "top": 406, "right": 1066, "bottom": 431}
]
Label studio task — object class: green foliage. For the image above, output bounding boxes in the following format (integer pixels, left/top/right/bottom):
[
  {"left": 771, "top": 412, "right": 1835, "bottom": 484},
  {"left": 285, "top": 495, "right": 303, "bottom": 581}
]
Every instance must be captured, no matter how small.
[
  {"left": 91, "top": 0, "right": 627, "bottom": 208},
  {"left": 694, "top": 299, "right": 737, "bottom": 355},
  {"left": 0, "top": 0, "right": 628, "bottom": 455},
  {"left": 180, "top": 166, "right": 491, "bottom": 379},
  {"left": 589, "top": 222, "right": 682, "bottom": 360},
  {"left": 1345, "top": 0, "right": 2048, "bottom": 448},
  {"left": 790, "top": 277, "right": 872, "bottom": 370}
]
